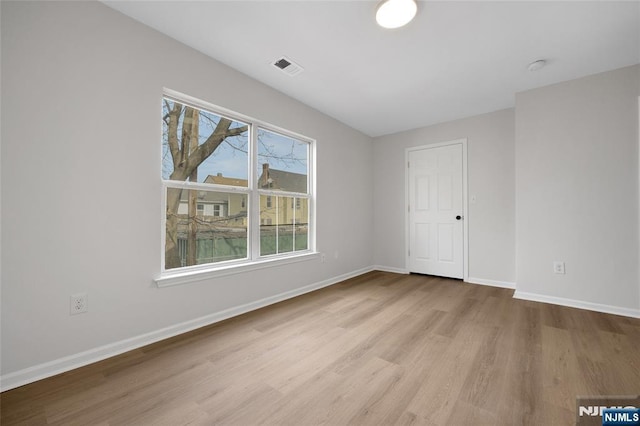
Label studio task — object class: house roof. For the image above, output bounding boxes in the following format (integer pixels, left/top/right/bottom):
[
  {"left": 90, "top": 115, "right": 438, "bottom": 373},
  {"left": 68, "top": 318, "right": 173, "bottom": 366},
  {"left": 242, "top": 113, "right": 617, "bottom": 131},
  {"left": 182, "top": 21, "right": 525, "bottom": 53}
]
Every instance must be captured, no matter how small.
[
  {"left": 259, "top": 166, "right": 307, "bottom": 193},
  {"left": 176, "top": 168, "right": 306, "bottom": 202},
  {"left": 204, "top": 174, "right": 248, "bottom": 187}
]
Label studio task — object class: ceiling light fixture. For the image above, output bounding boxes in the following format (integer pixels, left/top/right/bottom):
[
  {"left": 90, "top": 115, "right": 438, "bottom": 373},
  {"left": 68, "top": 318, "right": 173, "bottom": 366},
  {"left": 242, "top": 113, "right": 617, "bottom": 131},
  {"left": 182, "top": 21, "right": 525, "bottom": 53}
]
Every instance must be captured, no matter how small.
[
  {"left": 376, "top": 0, "right": 417, "bottom": 29},
  {"left": 527, "top": 59, "right": 547, "bottom": 72}
]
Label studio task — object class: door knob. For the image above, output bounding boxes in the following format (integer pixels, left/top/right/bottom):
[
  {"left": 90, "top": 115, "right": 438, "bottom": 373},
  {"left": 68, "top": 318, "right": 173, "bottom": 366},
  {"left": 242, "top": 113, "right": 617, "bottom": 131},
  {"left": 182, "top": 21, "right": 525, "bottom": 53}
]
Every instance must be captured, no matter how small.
[{"left": 456, "top": 215, "right": 462, "bottom": 220}]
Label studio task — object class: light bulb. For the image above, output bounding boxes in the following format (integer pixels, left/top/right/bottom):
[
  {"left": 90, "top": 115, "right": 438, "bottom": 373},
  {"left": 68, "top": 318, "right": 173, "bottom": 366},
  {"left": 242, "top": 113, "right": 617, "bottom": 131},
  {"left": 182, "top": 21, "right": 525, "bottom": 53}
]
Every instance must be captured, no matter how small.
[{"left": 376, "top": 0, "right": 418, "bottom": 29}]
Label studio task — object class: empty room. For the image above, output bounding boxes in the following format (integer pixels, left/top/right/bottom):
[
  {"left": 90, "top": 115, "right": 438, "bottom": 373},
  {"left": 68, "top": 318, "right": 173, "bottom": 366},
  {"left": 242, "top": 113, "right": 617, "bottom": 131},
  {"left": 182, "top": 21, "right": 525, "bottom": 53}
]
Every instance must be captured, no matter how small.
[{"left": 1, "top": 1, "right": 639, "bottom": 425}]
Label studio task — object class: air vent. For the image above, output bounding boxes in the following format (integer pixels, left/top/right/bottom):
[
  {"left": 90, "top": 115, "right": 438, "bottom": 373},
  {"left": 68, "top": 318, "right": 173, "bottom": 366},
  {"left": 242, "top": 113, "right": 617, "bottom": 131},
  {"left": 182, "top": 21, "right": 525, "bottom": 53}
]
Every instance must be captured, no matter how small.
[{"left": 272, "top": 56, "right": 304, "bottom": 76}]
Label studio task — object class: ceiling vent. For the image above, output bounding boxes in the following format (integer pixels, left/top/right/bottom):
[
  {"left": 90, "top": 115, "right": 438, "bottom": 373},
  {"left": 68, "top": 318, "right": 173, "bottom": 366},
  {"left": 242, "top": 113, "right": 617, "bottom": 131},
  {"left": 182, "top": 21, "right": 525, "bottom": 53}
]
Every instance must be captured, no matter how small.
[{"left": 273, "top": 56, "right": 304, "bottom": 76}]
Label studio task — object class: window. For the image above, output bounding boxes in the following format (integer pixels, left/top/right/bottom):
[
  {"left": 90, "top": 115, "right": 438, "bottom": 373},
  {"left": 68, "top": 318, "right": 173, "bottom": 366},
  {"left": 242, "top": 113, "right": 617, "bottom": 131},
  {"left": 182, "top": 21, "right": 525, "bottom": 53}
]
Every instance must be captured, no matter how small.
[
  {"left": 161, "top": 92, "right": 314, "bottom": 274},
  {"left": 212, "top": 204, "right": 225, "bottom": 217},
  {"left": 257, "top": 128, "right": 310, "bottom": 257}
]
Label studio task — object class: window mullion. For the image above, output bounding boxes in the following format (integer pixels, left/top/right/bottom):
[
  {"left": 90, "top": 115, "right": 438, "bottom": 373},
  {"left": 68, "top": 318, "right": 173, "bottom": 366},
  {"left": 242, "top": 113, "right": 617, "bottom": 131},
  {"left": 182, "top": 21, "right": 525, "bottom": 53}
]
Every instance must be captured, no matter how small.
[
  {"left": 250, "top": 124, "right": 261, "bottom": 260},
  {"left": 307, "top": 141, "right": 315, "bottom": 253},
  {"left": 274, "top": 196, "right": 278, "bottom": 254}
]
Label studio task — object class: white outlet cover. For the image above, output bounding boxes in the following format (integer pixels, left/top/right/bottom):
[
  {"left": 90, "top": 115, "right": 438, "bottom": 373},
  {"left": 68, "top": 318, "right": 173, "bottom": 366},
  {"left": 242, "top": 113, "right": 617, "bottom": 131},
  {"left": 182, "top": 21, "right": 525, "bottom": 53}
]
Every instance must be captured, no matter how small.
[
  {"left": 70, "top": 293, "right": 88, "bottom": 315},
  {"left": 553, "top": 261, "right": 565, "bottom": 274}
]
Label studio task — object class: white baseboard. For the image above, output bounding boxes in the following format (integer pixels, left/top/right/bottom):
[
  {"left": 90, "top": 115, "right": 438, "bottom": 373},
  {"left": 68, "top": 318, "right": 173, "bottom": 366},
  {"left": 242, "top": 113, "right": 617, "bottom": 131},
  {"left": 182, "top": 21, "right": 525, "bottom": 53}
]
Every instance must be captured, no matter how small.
[
  {"left": 0, "top": 266, "right": 374, "bottom": 392},
  {"left": 466, "top": 277, "right": 515, "bottom": 289},
  {"left": 372, "top": 265, "right": 409, "bottom": 274},
  {"left": 513, "top": 290, "right": 640, "bottom": 319},
  {"left": 8, "top": 266, "right": 636, "bottom": 392}
]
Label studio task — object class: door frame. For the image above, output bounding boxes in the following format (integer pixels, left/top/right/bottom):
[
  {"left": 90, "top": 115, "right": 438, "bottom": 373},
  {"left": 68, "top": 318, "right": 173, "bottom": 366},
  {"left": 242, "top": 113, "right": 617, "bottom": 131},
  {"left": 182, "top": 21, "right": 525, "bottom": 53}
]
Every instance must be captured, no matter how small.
[{"left": 405, "top": 138, "right": 469, "bottom": 280}]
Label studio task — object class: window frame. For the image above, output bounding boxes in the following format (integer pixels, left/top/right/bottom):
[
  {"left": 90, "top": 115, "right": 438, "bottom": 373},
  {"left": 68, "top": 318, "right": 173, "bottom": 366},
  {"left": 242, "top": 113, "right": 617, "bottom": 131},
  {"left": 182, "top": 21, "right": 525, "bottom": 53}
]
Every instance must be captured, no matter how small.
[{"left": 157, "top": 89, "right": 317, "bottom": 287}]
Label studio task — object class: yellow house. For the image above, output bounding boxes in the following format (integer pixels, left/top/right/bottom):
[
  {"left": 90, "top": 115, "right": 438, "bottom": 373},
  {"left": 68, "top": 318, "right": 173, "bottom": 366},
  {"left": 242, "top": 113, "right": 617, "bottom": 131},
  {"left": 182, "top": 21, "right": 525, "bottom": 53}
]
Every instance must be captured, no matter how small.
[
  {"left": 176, "top": 166, "right": 308, "bottom": 227},
  {"left": 258, "top": 164, "right": 309, "bottom": 227},
  {"left": 173, "top": 166, "right": 308, "bottom": 263},
  {"left": 202, "top": 174, "right": 249, "bottom": 225}
]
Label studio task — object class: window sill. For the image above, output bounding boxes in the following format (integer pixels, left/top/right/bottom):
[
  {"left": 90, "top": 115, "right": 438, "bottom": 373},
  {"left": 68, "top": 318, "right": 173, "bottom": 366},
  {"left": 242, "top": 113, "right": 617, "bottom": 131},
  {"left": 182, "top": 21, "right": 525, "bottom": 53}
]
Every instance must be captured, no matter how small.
[{"left": 155, "top": 252, "right": 320, "bottom": 288}]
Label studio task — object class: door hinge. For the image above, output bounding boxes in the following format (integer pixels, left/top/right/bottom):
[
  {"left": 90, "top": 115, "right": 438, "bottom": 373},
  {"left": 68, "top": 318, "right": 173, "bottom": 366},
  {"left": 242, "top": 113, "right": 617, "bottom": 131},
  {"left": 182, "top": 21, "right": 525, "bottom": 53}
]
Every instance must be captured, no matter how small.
[
  {"left": 408, "top": 249, "right": 410, "bottom": 257},
  {"left": 408, "top": 204, "right": 410, "bottom": 212},
  {"left": 407, "top": 161, "right": 410, "bottom": 168}
]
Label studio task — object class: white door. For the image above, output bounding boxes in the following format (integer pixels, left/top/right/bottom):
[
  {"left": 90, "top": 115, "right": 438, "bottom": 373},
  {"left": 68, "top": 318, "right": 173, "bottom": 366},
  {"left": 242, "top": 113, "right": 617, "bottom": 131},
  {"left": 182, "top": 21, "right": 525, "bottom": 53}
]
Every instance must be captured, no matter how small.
[{"left": 408, "top": 143, "right": 464, "bottom": 278}]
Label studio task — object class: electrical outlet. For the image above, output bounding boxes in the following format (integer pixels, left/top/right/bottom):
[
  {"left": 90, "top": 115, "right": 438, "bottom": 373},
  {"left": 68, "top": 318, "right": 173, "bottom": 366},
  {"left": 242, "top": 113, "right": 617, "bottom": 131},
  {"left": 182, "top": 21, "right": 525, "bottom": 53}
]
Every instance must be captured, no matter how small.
[
  {"left": 70, "top": 293, "right": 88, "bottom": 315},
  {"left": 553, "top": 261, "right": 565, "bottom": 274}
]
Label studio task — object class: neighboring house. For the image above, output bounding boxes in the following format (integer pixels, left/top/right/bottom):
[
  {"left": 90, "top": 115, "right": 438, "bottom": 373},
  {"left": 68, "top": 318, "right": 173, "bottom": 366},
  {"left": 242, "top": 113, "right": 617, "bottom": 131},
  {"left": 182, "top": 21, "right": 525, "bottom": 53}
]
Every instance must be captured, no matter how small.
[
  {"left": 173, "top": 166, "right": 309, "bottom": 264},
  {"left": 176, "top": 191, "right": 230, "bottom": 218},
  {"left": 204, "top": 173, "right": 248, "bottom": 188},
  {"left": 258, "top": 163, "right": 309, "bottom": 227},
  {"left": 176, "top": 173, "right": 248, "bottom": 222},
  {"left": 203, "top": 173, "right": 248, "bottom": 222},
  {"left": 259, "top": 163, "right": 307, "bottom": 193},
  {"left": 174, "top": 173, "right": 249, "bottom": 266}
]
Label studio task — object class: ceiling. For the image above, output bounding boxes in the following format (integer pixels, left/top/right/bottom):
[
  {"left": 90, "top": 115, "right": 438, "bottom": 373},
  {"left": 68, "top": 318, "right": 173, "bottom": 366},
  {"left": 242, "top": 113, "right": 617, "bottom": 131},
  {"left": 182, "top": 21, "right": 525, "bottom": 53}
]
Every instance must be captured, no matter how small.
[{"left": 104, "top": 1, "right": 639, "bottom": 137}]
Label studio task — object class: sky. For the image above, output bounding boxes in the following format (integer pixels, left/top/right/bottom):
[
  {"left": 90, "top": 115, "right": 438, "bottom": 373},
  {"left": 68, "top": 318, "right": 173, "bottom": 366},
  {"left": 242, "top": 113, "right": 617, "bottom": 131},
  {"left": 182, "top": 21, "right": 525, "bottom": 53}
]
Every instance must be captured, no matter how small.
[{"left": 162, "top": 100, "right": 308, "bottom": 185}]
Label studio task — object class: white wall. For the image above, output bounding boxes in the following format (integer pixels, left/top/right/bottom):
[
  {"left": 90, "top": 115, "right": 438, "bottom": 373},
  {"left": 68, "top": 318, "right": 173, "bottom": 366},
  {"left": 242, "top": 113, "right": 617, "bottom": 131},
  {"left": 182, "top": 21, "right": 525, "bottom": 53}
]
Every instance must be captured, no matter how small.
[
  {"left": 372, "top": 109, "right": 516, "bottom": 285},
  {"left": 0, "top": 1, "right": 373, "bottom": 385},
  {"left": 515, "top": 65, "right": 640, "bottom": 313},
  {"left": 3, "top": 0, "right": 639, "bottom": 392}
]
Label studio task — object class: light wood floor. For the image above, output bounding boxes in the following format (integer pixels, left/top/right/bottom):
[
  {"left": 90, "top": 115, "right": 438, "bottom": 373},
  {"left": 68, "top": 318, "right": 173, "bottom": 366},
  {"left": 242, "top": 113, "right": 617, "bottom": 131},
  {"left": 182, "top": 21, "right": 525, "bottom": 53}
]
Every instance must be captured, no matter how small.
[{"left": 2, "top": 271, "right": 639, "bottom": 425}]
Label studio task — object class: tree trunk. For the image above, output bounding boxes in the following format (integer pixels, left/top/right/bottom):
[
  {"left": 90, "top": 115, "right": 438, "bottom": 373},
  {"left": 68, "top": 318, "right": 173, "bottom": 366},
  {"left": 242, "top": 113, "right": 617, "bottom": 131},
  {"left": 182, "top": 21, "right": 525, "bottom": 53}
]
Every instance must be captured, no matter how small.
[
  {"left": 185, "top": 108, "right": 199, "bottom": 266},
  {"left": 165, "top": 188, "right": 183, "bottom": 269},
  {"left": 187, "top": 188, "right": 198, "bottom": 266}
]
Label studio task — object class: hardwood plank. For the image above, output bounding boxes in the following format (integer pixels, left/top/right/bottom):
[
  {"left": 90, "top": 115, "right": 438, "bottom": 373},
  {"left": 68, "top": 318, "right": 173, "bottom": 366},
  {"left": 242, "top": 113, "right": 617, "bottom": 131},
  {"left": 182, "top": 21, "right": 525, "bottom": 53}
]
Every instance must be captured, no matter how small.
[
  {"left": 495, "top": 304, "right": 544, "bottom": 425},
  {"left": 405, "top": 322, "right": 489, "bottom": 424},
  {"left": 540, "top": 325, "right": 588, "bottom": 424},
  {"left": 457, "top": 326, "right": 508, "bottom": 413},
  {"left": 2, "top": 271, "right": 639, "bottom": 425}
]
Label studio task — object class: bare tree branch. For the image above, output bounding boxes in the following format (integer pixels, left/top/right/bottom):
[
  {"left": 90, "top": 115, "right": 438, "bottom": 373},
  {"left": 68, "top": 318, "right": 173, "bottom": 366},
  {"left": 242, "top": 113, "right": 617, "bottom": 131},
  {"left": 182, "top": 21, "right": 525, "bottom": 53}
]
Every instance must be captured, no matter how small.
[{"left": 187, "top": 118, "right": 248, "bottom": 172}]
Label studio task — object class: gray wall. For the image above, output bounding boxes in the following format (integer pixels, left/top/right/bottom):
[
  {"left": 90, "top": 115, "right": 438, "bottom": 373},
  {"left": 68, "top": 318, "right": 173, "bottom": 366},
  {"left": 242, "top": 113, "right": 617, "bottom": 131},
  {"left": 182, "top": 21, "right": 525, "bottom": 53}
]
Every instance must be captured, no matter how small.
[
  {"left": 515, "top": 65, "right": 640, "bottom": 311},
  {"left": 1, "top": 1, "right": 373, "bottom": 378},
  {"left": 373, "top": 109, "right": 516, "bottom": 285}
]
